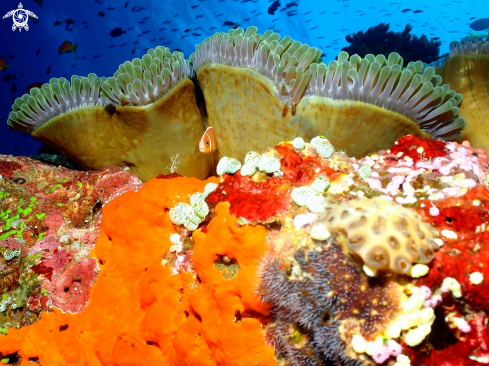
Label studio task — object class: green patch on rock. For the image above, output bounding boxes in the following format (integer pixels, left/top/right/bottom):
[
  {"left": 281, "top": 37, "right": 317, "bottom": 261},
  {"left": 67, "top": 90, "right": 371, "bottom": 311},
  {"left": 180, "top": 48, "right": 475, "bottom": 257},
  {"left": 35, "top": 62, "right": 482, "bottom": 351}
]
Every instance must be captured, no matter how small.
[{"left": 213, "top": 255, "right": 239, "bottom": 280}]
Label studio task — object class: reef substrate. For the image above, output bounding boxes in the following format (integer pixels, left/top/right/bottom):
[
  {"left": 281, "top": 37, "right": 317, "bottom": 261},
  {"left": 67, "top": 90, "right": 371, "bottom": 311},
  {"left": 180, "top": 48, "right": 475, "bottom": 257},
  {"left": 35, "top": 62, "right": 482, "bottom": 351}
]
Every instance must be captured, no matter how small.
[{"left": 0, "top": 134, "right": 488, "bottom": 366}]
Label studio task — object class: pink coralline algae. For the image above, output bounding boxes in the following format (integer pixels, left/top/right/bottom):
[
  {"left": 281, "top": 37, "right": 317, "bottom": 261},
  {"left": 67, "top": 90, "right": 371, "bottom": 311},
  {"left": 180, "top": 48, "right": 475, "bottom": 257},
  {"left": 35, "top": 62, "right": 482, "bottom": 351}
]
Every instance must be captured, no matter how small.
[{"left": 0, "top": 155, "right": 142, "bottom": 328}]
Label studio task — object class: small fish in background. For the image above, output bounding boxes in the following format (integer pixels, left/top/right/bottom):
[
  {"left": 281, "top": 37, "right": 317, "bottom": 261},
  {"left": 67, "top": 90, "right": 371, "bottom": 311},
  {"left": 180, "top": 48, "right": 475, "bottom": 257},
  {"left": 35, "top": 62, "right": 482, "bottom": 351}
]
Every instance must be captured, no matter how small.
[
  {"left": 110, "top": 27, "right": 126, "bottom": 37},
  {"left": 199, "top": 127, "right": 216, "bottom": 153},
  {"left": 11, "top": 83, "right": 16, "bottom": 94},
  {"left": 132, "top": 6, "right": 145, "bottom": 12},
  {"left": 127, "top": 26, "right": 135, "bottom": 30},
  {"left": 93, "top": 55, "right": 100, "bottom": 58},
  {"left": 58, "top": 41, "right": 79, "bottom": 54},
  {"left": 401, "top": 9, "right": 412, "bottom": 13},
  {"left": 46, "top": 65, "right": 51, "bottom": 75},
  {"left": 2, "top": 74, "right": 16, "bottom": 82},
  {"left": 98, "top": 12, "right": 105, "bottom": 17},
  {"left": 196, "top": 15, "right": 203, "bottom": 19},
  {"left": 413, "top": 10, "right": 424, "bottom": 13},
  {"left": 268, "top": 0, "right": 280, "bottom": 15},
  {"left": 65, "top": 19, "right": 75, "bottom": 31},
  {"left": 25, "top": 82, "right": 45, "bottom": 93},
  {"left": 222, "top": 21, "right": 240, "bottom": 27},
  {"left": 470, "top": 18, "right": 489, "bottom": 31},
  {"left": 0, "top": 55, "right": 11, "bottom": 71},
  {"left": 191, "top": 4, "right": 200, "bottom": 8},
  {"left": 107, "top": 7, "right": 115, "bottom": 10},
  {"left": 125, "top": 1, "right": 129, "bottom": 8},
  {"left": 33, "top": 0, "right": 44, "bottom": 7},
  {"left": 54, "top": 20, "right": 62, "bottom": 26}
]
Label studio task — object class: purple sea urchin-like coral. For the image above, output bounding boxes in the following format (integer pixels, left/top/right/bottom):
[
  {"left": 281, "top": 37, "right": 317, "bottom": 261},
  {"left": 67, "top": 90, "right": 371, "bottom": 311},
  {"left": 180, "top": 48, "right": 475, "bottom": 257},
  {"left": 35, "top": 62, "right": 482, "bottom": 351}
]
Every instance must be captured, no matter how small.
[{"left": 258, "top": 238, "right": 402, "bottom": 366}]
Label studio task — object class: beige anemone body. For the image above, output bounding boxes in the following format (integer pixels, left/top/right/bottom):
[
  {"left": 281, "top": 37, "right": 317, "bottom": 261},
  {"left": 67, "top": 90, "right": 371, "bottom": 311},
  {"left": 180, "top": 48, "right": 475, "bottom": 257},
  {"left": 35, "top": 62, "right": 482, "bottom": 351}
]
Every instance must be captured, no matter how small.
[
  {"left": 435, "top": 54, "right": 489, "bottom": 151},
  {"left": 32, "top": 79, "right": 210, "bottom": 181},
  {"left": 198, "top": 64, "right": 430, "bottom": 161}
]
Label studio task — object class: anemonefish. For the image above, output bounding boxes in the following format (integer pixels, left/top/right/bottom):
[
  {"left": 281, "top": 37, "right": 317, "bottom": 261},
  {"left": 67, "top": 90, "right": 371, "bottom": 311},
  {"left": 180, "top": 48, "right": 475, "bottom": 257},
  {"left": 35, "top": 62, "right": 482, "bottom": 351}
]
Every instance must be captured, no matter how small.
[
  {"left": 199, "top": 127, "right": 216, "bottom": 153},
  {"left": 58, "top": 40, "right": 79, "bottom": 55}
]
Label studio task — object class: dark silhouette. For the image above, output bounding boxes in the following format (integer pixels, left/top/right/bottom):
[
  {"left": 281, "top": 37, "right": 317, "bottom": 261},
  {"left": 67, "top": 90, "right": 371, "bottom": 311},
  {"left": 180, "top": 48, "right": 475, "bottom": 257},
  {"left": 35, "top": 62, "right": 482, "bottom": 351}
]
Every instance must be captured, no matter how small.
[{"left": 342, "top": 23, "right": 445, "bottom": 64}]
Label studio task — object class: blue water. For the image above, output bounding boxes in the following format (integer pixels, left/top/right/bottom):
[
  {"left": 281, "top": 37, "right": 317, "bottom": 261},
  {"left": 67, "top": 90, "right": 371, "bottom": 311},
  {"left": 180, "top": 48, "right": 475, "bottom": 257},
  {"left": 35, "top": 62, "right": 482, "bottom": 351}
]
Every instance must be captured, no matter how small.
[{"left": 0, "top": 0, "right": 485, "bottom": 156}]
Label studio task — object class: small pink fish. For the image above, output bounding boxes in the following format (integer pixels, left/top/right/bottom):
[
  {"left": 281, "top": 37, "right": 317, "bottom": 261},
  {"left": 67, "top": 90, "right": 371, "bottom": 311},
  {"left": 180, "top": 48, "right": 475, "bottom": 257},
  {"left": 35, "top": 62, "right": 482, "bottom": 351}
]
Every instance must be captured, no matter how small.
[{"left": 199, "top": 127, "right": 216, "bottom": 153}]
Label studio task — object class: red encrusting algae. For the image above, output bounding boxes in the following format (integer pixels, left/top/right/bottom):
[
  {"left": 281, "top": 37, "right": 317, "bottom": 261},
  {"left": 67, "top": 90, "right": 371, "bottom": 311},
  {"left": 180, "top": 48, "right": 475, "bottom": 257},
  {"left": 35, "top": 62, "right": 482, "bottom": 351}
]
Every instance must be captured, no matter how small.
[{"left": 206, "top": 143, "right": 336, "bottom": 222}]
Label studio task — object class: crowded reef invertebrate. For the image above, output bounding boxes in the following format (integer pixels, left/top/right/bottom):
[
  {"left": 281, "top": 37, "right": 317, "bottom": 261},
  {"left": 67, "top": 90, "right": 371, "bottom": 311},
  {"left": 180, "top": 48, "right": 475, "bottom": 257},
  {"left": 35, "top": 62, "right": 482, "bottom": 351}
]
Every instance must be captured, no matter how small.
[
  {"left": 316, "top": 197, "right": 440, "bottom": 275},
  {"left": 1, "top": 133, "right": 489, "bottom": 365},
  {"left": 8, "top": 47, "right": 210, "bottom": 181},
  {"left": 258, "top": 238, "right": 403, "bottom": 366},
  {"left": 431, "top": 32, "right": 489, "bottom": 154},
  {"left": 342, "top": 23, "right": 444, "bottom": 65},
  {"left": 192, "top": 25, "right": 465, "bottom": 161}
]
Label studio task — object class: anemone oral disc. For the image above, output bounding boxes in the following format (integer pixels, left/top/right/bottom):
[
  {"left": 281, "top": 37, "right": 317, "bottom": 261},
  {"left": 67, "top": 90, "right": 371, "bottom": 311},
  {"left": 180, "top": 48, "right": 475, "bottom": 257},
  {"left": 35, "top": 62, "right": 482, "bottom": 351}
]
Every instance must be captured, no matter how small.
[
  {"left": 8, "top": 48, "right": 211, "bottom": 181},
  {"left": 434, "top": 53, "right": 489, "bottom": 151},
  {"left": 28, "top": 79, "right": 210, "bottom": 181}
]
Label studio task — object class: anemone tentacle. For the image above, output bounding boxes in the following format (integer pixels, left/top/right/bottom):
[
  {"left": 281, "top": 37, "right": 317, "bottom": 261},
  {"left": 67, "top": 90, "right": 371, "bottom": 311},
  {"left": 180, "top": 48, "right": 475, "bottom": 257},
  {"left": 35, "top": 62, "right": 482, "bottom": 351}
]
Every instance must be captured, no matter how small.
[
  {"left": 7, "top": 74, "right": 108, "bottom": 133},
  {"left": 449, "top": 32, "right": 489, "bottom": 56},
  {"left": 191, "top": 26, "right": 322, "bottom": 111},
  {"left": 101, "top": 46, "right": 194, "bottom": 106},
  {"left": 304, "top": 51, "right": 465, "bottom": 140}
]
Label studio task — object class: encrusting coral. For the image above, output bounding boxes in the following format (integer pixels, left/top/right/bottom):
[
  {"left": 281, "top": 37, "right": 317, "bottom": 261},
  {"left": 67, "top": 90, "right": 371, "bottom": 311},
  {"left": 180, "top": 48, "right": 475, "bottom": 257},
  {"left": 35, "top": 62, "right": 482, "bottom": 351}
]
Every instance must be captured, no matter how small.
[
  {"left": 0, "top": 155, "right": 142, "bottom": 331},
  {"left": 430, "top": 32, "right": 489, "bottom": 154},
  {"left": 192, "top": 26, "right": 465, "bottom": 161},
  {"left": 8, "top": 48, "right": 211, "bottom": 182},
  {"left": 314, "top": 197, "right": 440, "bottom": 275}
]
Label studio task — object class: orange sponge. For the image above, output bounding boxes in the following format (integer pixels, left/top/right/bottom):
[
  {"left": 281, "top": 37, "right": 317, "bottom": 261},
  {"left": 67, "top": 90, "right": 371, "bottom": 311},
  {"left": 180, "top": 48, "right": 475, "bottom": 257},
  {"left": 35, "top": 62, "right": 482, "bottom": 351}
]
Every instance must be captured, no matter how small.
[{"left": 0, "top": 177, "right": 275, "bottom": 366}]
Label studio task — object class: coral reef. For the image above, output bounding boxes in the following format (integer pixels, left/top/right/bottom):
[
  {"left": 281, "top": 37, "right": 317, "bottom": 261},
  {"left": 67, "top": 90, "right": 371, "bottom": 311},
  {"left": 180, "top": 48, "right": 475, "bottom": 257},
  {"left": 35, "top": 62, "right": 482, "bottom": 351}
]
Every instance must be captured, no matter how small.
[
  {"left": 342, "top": 23, "right": 444, "bottom": 65},
  {"left": 430, "top": 32, "right": 489, "bottom": 154},
  {"left": 0, "top": 154, "right": 142, "bottom": 332},
  {"left": 0, "top": 177, "right": 276, "bottom": 365},
  {"left": 8, "top": 48, "right": 211, "bottom": 181},
  {"left": 1, "top": 86, "right": 488, "bottom": 366}
]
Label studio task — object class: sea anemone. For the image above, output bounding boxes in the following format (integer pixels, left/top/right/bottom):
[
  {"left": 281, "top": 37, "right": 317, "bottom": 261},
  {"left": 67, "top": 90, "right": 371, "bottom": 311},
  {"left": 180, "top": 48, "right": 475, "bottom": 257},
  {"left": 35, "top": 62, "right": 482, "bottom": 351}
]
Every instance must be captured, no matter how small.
[
  {"left": 430, "top": 33, "right": 489, "bottom": 153},
  {"left": 191, "top": 26, "right": 465, "bottom": 161},
  {"left": 7, "top": 47, "right": 210, "bottom": 181}
]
